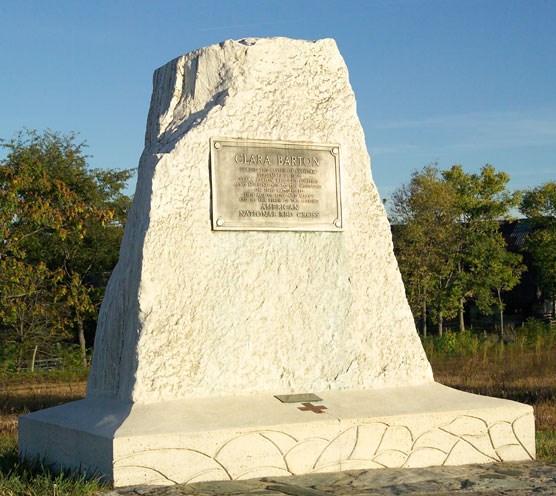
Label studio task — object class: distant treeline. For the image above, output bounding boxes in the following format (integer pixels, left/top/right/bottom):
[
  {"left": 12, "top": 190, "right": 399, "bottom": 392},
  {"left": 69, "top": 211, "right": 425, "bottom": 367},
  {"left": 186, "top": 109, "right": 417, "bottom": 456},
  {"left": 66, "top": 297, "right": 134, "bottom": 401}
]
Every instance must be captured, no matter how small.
[{"left": 388, "top": 164, "right": 555, "bottom": 336}]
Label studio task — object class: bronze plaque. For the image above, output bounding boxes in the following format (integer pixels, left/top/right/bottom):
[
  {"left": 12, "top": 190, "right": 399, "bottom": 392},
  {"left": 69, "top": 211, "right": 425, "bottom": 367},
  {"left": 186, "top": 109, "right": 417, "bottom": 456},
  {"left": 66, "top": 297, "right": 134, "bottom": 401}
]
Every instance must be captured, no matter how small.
[
  {"left": 210, "top": 138, "right": 342, "bottom": 231},
  {"left": 274, "top": 393, "right": 323, "bottom": 404}
]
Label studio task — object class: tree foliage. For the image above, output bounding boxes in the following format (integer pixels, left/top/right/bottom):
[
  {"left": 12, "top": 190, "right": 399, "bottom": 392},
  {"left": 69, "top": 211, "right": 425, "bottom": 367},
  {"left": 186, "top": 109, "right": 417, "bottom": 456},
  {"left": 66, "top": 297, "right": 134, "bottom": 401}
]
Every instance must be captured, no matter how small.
[
  {"left": 0, "top": 129, "right": 133, "bottom": 367},
  {"left": 520, "top": 182, "right": 556, "bottom": 308},
  {"left": 390, "top": 166, "right": 460, "bottom": 335},
  {"left": 390, "top": 164, "right": 523, "bottom": 335},
  {"left": 443, "top": 165, "right": 523, "bottom": 335}
]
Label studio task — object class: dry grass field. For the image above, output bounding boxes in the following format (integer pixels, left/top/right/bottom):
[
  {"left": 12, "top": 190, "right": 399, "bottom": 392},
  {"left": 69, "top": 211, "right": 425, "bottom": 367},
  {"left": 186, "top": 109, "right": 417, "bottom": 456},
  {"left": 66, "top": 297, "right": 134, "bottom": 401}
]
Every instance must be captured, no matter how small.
[{"left": 0, "top": 379, "right": 86, "bottom": 437}]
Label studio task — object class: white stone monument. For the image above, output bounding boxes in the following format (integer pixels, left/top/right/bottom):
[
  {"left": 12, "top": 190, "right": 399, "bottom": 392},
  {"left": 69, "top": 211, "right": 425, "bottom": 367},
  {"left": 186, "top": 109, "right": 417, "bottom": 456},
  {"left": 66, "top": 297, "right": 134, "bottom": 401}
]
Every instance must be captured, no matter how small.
[{"left": 19, "top": 38, "right": 534, "bottom": 487}]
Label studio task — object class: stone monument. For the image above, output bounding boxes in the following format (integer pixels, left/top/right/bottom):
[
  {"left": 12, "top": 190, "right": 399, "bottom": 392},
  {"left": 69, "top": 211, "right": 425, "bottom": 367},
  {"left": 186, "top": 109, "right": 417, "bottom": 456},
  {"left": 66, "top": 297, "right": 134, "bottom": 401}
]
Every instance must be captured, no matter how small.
[{"left": 19, "top": 38, "right": 535, "bottom": 487}]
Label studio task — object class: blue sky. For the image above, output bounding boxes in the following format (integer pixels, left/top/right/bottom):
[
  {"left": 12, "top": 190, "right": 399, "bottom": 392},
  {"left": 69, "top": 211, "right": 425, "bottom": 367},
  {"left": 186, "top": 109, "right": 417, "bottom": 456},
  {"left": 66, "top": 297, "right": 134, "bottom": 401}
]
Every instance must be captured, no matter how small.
[{"left": 1, "top": 0, "right": 554, "bottom": 199}]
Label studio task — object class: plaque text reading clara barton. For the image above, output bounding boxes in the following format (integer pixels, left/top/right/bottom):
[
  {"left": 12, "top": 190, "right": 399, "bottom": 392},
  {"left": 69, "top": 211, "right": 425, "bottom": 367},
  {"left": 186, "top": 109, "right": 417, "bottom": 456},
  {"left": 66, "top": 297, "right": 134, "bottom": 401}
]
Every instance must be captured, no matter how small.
[{"left": 210, "top": 139, "right": 343, "bottom": 231}]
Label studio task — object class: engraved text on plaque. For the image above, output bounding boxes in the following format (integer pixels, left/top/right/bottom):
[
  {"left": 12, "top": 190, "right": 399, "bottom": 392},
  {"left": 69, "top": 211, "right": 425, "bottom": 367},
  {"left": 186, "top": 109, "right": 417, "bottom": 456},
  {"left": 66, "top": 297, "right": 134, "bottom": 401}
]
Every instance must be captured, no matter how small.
[{"left": 210, "top": 138, "right": 342, "bottom": 231}]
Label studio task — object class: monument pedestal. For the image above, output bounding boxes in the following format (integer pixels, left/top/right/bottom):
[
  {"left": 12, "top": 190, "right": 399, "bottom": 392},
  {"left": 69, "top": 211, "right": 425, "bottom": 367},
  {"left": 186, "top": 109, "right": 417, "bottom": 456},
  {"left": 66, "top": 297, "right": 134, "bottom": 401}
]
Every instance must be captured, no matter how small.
[{"left": 19, "top": 383, "right": 534, "bottom": 487}]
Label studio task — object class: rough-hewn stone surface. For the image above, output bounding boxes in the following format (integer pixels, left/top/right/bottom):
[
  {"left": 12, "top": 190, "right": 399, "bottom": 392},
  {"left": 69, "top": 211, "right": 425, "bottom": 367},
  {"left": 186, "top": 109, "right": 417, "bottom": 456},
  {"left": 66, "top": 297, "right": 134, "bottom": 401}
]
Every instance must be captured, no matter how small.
[
  {"left": 100, "top": 461, "right": 556, "bottom": 495},
  {"left": 87, "top": 37, "right": 433, "bottom": 404}
]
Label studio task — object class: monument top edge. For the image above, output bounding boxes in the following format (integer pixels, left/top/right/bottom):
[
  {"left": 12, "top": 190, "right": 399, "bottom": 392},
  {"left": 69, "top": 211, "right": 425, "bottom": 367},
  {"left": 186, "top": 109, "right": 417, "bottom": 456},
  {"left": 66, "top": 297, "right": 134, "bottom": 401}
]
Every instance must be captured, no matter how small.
[
  {"left": 156, "top": 37, "right": 339, "bottom": 71},
  {"left": 227, "top": 36, "right": 337, "bottom": 46}
]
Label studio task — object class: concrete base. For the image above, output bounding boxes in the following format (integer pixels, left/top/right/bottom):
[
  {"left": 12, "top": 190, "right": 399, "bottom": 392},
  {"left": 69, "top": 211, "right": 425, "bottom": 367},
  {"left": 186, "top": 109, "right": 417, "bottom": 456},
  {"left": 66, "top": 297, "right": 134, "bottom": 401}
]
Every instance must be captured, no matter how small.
[{"left": 18, "top": 383, "right": 535, "bottom": 487}]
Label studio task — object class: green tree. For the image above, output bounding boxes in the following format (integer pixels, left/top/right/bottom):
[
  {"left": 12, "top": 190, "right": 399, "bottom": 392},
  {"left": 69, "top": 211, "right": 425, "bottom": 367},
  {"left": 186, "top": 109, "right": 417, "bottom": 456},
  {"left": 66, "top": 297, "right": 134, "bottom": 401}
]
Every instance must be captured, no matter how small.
[
  {"left": 0, "top": 129, "right": 133, "bottom": 367},
  {"left": 520, "top": 182, "right": 556, "bottom": 318},
  {"left": 469, "top": 233, "right": 524, "bottom": 336},
  {"left": 0, "top": 259, "right": 67, "bottom": 366},
  {"left": 390, "top": 164, "right": 523, "bottom": 335},
  {"left": 442, "top": 165, "right": 522, "bottom": 333},
  {"left": 390, "top": 166, "right": 460, "bottom": 335}
]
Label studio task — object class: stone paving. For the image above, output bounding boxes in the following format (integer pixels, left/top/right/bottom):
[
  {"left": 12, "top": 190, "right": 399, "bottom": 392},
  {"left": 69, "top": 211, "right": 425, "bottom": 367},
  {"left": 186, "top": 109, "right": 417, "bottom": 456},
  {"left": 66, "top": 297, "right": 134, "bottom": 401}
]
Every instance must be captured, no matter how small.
[{"left": 102, "top": 461, "right": 556, "bottom": 495}]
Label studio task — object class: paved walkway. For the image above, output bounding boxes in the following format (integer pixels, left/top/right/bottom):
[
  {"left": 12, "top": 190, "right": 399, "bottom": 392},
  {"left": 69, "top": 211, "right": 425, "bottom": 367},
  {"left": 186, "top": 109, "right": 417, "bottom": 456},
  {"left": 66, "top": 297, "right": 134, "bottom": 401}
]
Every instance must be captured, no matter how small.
[{"left": 102, "top": 461, "right": 556, "bottom": 495}]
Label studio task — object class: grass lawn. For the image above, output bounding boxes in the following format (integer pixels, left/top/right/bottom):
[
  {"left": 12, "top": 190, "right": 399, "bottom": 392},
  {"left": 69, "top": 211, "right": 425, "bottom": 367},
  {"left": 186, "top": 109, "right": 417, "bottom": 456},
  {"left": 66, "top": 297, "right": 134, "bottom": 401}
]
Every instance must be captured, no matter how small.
[{"left": 0, "top": 347, "right": 555, "bottom": 495}]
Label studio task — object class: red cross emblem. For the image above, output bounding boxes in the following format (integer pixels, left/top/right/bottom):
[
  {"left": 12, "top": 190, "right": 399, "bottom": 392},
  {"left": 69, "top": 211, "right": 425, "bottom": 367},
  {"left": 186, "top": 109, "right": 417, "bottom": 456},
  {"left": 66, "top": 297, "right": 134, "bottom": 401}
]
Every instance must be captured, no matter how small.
[{"left": 298, "top": 402, "right": 327, "bottom": 414}]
